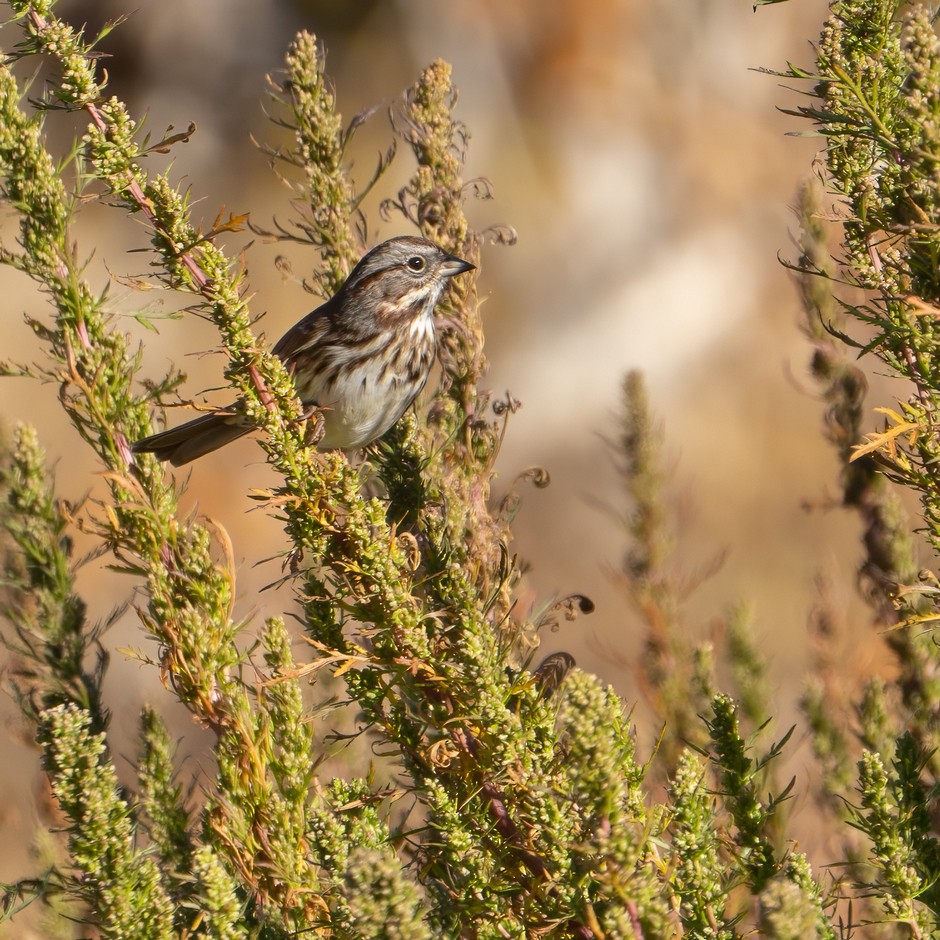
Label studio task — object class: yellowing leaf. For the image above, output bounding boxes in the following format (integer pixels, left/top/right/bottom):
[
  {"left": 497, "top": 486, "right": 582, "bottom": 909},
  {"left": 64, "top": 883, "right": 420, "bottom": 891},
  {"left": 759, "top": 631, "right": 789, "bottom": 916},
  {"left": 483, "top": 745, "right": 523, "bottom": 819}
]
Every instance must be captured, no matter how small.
[{"left": 850, "top": 406, "right": 920, "bottom": 462}]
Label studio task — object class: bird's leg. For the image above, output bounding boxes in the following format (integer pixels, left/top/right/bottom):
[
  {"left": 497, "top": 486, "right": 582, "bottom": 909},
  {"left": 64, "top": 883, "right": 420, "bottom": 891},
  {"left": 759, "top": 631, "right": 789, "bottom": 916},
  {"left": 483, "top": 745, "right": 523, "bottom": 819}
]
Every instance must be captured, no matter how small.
[{"left": 297, "top": 405, "right": 326, "bottom": 447}]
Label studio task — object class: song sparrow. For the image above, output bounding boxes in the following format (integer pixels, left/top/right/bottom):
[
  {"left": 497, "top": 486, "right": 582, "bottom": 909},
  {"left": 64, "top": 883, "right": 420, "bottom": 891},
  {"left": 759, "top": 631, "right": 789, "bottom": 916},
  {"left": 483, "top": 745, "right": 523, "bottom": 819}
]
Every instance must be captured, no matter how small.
[{"left": 133, "top": 236, "right": 475, "bottom": 466}]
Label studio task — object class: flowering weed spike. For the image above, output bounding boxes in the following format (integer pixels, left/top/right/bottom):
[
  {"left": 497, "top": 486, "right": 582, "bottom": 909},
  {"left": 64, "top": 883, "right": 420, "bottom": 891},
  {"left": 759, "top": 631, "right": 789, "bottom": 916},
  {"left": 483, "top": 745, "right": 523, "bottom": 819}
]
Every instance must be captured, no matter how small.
[{"left": 39, "top": 704, "right": 175, "bottom": 939}]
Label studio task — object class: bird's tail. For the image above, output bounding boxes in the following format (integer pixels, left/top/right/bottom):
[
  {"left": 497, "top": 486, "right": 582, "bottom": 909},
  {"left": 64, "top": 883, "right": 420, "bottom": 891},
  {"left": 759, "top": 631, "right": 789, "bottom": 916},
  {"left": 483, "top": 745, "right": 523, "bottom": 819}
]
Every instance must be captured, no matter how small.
[{"left": 132, "top": 412, "right": 251, "bottom": 466}]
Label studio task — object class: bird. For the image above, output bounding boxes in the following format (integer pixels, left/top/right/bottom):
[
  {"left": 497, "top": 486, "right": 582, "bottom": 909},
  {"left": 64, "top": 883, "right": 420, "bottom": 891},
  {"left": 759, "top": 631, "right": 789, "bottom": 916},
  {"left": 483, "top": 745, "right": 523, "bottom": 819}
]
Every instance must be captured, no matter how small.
[{"left": 132, "top": 236, "right": 475, "bottom": 466}]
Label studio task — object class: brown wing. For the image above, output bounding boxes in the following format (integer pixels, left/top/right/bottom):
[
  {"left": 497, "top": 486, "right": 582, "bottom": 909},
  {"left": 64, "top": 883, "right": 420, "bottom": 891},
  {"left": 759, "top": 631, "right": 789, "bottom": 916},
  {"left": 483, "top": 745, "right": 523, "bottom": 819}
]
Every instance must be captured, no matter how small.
[{"left": 271, "top": 296, "right": 336, "bottom": 367}]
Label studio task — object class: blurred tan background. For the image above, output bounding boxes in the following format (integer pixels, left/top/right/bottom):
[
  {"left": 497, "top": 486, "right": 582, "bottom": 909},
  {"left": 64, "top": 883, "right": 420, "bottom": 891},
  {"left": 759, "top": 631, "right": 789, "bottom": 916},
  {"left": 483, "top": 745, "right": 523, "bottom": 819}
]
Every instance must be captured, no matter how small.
[{"left": 0, "top": 0, "right": 894, "bottom": 893}]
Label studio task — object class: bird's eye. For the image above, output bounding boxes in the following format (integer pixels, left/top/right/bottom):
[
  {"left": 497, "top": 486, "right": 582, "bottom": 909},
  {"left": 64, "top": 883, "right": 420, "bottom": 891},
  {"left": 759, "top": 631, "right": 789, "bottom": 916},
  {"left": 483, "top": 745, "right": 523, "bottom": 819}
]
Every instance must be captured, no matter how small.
[{"left": 406, "top": 255, "right": 426, "bottom": 272}]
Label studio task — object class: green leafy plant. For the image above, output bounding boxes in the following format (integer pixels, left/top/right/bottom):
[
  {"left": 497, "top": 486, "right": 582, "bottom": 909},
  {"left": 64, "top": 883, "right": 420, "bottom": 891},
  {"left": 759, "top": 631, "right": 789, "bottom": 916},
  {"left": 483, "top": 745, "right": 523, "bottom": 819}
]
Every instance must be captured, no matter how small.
[{"left": 6, "top": 0, "right": 940, "bottom": 937}]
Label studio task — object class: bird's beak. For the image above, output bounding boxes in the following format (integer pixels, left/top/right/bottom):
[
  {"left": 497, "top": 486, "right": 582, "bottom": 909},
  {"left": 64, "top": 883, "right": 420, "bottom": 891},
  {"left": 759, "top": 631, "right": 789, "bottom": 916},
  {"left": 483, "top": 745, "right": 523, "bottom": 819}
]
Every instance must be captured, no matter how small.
[{"left": 440, "top": 254, "right": 476, "bottom": 277}]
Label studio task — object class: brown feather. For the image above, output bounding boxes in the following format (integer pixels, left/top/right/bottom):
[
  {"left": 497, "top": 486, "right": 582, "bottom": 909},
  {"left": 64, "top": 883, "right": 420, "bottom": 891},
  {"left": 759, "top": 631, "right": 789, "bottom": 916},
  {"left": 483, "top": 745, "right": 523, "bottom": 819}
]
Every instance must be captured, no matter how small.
[{"left": 133, "top": 412, "right": 251, "bottom": 466}]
